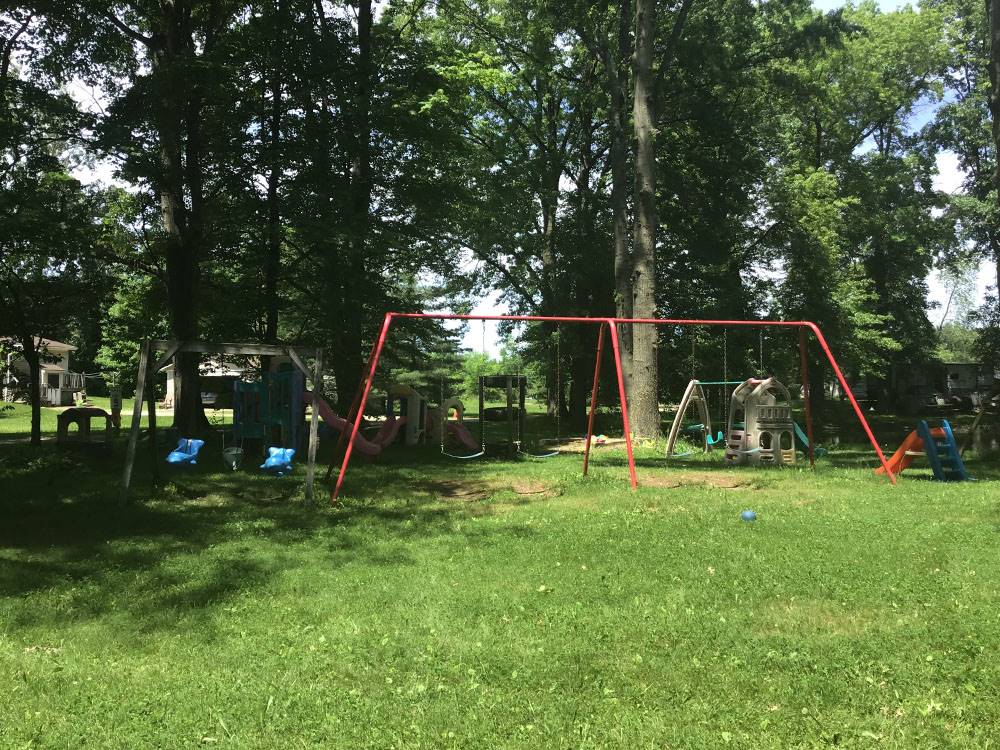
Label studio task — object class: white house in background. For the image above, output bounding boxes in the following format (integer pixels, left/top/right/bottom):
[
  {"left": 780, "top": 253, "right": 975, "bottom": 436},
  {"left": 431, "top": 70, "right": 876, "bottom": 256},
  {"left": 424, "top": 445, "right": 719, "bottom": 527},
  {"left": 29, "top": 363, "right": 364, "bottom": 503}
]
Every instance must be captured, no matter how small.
[{"left": 2, "top": 337, "right": 86, "bottom": 406}]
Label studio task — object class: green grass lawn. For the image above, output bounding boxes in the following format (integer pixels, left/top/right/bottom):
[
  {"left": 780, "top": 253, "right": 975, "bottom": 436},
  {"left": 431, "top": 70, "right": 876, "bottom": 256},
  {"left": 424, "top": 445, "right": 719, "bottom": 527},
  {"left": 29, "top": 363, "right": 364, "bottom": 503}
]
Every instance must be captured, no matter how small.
[
  {"left": 2, "top": 430, "right": 999, "bottom": 747},
  {"left": 0, "top": 400, "right": 233, "bottom": 441}
]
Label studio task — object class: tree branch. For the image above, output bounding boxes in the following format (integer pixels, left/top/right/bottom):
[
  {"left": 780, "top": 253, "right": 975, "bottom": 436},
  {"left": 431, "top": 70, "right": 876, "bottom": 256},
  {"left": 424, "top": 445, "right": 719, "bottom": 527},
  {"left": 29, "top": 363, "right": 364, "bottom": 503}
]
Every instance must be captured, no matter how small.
[
  {"left": 103, "top": 11, "right": 153, "bottom": 48},
  {"left": 1, "top": 12, "right": 34, "bottom": 85},
  {"left": 652, "top": 0, "right": 697, "bottom": 94}
]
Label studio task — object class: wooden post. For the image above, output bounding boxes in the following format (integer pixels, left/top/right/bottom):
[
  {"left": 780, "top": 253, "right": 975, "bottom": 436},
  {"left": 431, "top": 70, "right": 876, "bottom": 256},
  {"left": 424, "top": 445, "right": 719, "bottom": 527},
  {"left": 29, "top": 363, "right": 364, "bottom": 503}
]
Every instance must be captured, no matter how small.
[
  {"left": 506, "top": 375, "right": 514, "bottom": 452},
  {"left": 304, "top": 348, "right": 323, "bottom": 503},
  {"left": 478, "top": 376, "right": 486, "bottom": 451},
  {"left": 960, "top": 407, "right": 987, "bottom": 457},
  {"left": 147, "top": 368, "right": 159, "bottom": 484},
  {"left": 518, "top": 376, "right": 526, "bottom": 447},
  {"left": 119, "top": 340, "right": 151, "bottom": 505}
]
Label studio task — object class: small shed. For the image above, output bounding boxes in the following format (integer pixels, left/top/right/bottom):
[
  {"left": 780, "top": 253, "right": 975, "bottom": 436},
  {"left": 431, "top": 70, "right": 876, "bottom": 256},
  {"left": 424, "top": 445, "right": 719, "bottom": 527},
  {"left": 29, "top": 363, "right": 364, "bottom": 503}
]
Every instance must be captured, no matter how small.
[
  {"left": 942, "top": 362, "right": 994, "bottom": 396},
  {"left": 163, "top": 358, "right": 244, "bottom": 407}
]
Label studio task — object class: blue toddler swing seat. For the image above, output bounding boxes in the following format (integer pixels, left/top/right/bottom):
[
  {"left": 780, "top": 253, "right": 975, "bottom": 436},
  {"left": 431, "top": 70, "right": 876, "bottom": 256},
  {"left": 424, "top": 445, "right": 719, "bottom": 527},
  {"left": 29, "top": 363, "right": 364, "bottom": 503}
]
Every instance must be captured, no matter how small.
[
  {"left": 261, "top": 447, "right": 296, "bottom": 476},
  {"left": 166, "top": 438, "right": 206, "bottom": 465}
]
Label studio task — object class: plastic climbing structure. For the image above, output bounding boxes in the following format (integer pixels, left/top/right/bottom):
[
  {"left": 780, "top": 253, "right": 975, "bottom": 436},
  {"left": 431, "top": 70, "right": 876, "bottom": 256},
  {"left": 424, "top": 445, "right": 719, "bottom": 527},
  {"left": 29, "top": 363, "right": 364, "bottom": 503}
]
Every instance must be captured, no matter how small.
[
  {"left": 233, "top": 370, "right": 305, "bottom": 451},
  {"left": 724, "top": 377, "right": 797, "bottom": 467}
]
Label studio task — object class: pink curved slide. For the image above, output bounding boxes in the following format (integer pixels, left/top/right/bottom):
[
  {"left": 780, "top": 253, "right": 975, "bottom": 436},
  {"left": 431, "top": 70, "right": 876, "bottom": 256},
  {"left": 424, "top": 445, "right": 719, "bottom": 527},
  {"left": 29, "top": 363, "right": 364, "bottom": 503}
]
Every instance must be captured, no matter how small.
[
  {"left": 446, "top": 421, "right": 479, "bottom": 451},
  {"left": 303, "top": 391, "right": 406, "bottom": 456}
]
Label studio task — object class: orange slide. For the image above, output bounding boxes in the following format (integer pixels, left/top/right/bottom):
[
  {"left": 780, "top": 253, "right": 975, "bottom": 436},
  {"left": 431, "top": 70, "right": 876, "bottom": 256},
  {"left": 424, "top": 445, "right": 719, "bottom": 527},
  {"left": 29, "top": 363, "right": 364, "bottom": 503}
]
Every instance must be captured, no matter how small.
[{"left": 876, "top": 426, "right": 944, "bottom": 476}]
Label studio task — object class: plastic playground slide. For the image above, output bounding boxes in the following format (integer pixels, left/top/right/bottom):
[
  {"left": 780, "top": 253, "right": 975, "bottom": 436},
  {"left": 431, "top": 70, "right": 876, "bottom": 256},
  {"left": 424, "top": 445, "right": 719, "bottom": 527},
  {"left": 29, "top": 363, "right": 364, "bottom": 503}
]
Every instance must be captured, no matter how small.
[
  {"left": 793, "top": 422, "right": 828, "bottom": 457},
  {"left": 876, "top": 426, "right": 944, "bottom": 476},
  {"left": 303, "top": 391, "right": 406, "bottom": 456},
  {"left": 446, "top": 421, "right": 479, "bottom": 451}
]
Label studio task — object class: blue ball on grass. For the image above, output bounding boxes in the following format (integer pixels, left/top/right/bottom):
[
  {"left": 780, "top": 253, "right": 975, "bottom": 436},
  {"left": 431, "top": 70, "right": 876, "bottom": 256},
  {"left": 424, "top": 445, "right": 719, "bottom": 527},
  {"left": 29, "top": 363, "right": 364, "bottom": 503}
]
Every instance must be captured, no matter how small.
[{"left": 741, "top": 509, "right": 757, "bottom": 522}]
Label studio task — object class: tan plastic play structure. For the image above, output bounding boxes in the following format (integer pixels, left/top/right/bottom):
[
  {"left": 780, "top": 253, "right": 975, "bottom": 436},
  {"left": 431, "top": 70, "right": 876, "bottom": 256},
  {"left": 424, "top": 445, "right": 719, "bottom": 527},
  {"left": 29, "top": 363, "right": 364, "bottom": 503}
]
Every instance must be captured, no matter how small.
[
  {"left": 387, "top": 383, "right": 425, "bottom": 446},
  {"left": 665, "top": 379, "right": 713, "bottom": 456},
  {"left": 724, "top": 377, "right": 796, "bottom": 466},
  {"left": 426, "top": 397, "right": 465, "bottom": 443}
]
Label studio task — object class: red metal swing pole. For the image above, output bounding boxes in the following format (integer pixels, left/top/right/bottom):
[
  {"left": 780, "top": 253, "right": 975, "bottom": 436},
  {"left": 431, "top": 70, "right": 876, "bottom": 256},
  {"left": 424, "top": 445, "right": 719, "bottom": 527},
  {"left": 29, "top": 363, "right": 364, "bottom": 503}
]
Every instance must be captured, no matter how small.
[
  {"left": 325, "top": 338, "right": 381, "bottom": 481},
  {"left": 798, "top": 327, "right": 816, "bottom": 469},
  {"left": 391, "top": 312, "right": 612, "bottom": 325},
  {"left": 583, "top": 322, "right": 606, "bottom": 476},
  {"left": 803, "top": 322, "right": 896, "bottom": 483},
  {"left": 608, "top": 320, "right": 638, "bottom": 490},
  {"left": 332, "top": 313, "right": 394, "bottom": 502}
]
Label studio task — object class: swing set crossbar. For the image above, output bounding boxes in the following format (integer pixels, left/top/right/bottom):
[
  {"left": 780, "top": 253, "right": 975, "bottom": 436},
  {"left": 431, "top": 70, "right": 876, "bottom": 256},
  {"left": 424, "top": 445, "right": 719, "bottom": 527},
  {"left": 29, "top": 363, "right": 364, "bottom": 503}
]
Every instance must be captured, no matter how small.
[{"left": 329, "top": 313, "right": 896, "bottom": 501}]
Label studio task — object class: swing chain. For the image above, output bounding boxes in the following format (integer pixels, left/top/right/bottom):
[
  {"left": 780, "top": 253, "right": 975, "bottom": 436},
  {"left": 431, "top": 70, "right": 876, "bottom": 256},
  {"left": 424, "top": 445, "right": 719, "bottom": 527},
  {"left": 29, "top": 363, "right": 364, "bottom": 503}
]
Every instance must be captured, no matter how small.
[
  {"left": 555, "top": 325, "right": 561, "bottom": 441},
  {"left": 482, "top": 320, "right": 487, "bottom": 453},
  {"left": 759, "top": 329, "right": 764, "bottom": 377},
  {"left": 723, "top": 328, "right": 730, "bottom": 417},
  {"left": 691, "top": 326, "right": 696, "bottom": 381}
]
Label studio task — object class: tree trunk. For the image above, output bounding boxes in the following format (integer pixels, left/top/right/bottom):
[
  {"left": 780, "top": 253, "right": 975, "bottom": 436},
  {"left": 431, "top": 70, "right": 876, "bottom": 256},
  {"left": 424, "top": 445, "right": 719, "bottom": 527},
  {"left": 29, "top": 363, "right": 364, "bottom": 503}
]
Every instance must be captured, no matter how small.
[
  {"left": 568, "top": 337, "right": 592, "bottom": 430},
  {"left": 338, "top": 0, "right": 374, "bottom": 409},
  {"left": 534, "top": 69, "right": 561, "bottom": 417},
  {"left": 154, "top": 0, "right": 207, "bottom": 436},
  {"left": 570, "top": 104, "right": 601, "bottom": 430},
  {"left": 629, "top": 0, "right": 660, "bottom": 438},
  {"left": 608, "top": 0, "right": 633, "bottom": 394},
  {"left": 263, "top": 0, "right": 286, "bottom": 349},
  {"left": 20, "top": 337, "right": 41, "bottom": 446},
  {"left": 989, "top": 0, "right": 1000, "bottom": 292}
]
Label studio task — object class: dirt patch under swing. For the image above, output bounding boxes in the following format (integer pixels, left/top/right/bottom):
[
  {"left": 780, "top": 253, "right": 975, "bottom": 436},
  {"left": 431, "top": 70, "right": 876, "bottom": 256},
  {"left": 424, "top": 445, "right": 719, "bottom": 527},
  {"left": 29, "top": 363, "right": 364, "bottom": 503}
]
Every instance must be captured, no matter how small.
[
  {"left": 640, "top": 471, "right": 756, "bottom": 491},
  {"left": 426, "top": 477, "right": 556, "bottom": 501}
]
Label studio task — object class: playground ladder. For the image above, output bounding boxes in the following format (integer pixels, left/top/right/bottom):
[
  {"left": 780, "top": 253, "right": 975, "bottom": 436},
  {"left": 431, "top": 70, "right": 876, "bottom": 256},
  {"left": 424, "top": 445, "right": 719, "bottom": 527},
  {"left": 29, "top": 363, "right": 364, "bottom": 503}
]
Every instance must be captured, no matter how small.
[{"left": 916, "top": 420, "right": 970, "bottom": 482}]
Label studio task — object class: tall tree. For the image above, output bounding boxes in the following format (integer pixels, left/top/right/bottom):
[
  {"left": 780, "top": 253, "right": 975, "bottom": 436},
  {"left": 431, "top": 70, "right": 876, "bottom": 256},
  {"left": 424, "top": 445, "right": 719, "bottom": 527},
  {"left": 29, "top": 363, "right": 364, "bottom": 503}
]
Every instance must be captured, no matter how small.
[
  {"left": 928, "top": 0, "right": 999, "bottom": 361},
  {"left": 1, "top": 7, "right": 106, "bottom": 444},
  {"left": 626, "top": 0, "right": 695, "bottom": 437},
  {"left": 990, "top": 0, "right": 1000, "bottom": 276},
  {"left": 763, "top": 3, "right": 948, "bottom": 408},
  {"left": 628, "top": 0, "right": 659, "bottom": 437},
  {"left": 81, "top": 1, "right": 236, "bottom": 435}
]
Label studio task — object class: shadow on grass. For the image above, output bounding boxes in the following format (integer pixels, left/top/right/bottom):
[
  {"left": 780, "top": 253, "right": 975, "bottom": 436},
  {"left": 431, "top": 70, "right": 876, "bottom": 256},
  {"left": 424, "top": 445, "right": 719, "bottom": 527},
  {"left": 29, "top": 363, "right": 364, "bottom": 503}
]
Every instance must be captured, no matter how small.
[{"left": 0, "top": 441, "right": 537, "bottom": 633}]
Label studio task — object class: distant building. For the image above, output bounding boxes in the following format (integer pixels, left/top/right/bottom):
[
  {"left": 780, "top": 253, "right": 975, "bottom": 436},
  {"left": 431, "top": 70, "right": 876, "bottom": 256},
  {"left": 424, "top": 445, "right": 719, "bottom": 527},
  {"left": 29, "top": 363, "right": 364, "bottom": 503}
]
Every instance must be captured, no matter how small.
[
  {"left": 941, "top": 362, "right": 994, "bottom": 396},
  {"left": 162, "top": 359, "right": 245, "bottom": 407},
  {"left": 828, "top": 361, "right": 997, "bottom": 407},
  {"left": 2, "top": 337, "right": 86, "bottom": 406}
]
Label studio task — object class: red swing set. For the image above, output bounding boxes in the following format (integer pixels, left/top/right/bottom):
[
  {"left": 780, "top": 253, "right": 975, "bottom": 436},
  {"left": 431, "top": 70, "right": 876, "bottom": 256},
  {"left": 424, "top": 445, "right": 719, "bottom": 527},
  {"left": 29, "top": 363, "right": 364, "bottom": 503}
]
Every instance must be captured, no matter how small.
[{"left": 329, "top": 313, "right": 896, "bottom": 501}]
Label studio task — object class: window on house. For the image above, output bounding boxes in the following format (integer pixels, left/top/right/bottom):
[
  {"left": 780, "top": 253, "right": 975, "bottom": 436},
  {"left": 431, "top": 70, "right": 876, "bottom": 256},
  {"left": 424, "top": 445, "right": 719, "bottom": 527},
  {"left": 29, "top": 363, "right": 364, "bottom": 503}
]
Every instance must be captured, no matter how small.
[{"left": 47, "top": 372, "right": 60, "bottom": 387}]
